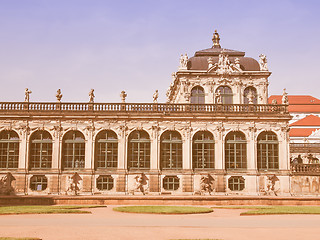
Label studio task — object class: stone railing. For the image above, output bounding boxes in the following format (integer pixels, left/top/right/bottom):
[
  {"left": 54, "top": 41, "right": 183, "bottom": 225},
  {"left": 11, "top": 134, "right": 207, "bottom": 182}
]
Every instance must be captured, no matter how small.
[
  {"left": 290, "top": 143, "right": 320, "bottom": 153},
  {"left": 0, "top": 102, "right": 288, "bottom": 114},
  {"left": 291, "top": 163, "right": 320, "bottom": 174}
]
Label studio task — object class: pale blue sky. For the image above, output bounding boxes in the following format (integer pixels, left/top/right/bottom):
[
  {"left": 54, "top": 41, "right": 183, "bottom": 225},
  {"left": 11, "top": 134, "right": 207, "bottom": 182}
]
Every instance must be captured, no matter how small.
[{"left": 0, "top": 0, "right": 319, "bottom": 102}]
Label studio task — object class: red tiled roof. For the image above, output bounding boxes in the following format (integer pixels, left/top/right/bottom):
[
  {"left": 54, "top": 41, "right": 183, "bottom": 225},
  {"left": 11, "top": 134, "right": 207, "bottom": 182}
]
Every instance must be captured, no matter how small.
[
  {"left": 290, "top": 115, "right": 320, "bottom": 126},
  {"left": 268, "top": 95, "right": 320, "bottom": 113},
  {"left": 268, "top": 95, "right": 320, "bottom": 104},
  {"left": 289, "top": 128, "right": 319, "bottom": 137}
]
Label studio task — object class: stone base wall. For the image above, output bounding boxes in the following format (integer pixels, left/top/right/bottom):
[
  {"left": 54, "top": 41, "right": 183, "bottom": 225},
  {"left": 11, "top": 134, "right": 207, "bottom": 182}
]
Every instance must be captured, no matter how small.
[{"left": 2, "top": 172, "right": 320, "bottom": 196}]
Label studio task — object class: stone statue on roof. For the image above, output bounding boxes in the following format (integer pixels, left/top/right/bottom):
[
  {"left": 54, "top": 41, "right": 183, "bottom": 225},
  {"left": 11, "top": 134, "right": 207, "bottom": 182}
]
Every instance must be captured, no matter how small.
[
  {"left": 153, "top": 90, "right": 159, "bottom": 103},
  {"left": 24, "top": 88, "right": 32, "bottom": 102},
  {"left": 282, "top": 88, "right": 288, "bottom": 105},
  {"left": 120, "top": 90, "right": 127, "bottom": 103},
  {"left": 56, "top": 89, "right": 63, "bottom": 102},
  {"left": 89, "top": 89, "right": 95, "bottom": 103},
  {"left": 179, "top": 53, "right": 188, "bottom": 70},
  {"left": 259, "top": 54, "right": 268, "bottom": 71}
]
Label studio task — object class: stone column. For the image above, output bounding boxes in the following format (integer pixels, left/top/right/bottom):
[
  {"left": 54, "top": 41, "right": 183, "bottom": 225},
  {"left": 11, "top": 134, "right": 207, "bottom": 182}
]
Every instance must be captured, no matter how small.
[
  {"left": 116, "top": 125, "right": 127, "bottom": 192},
  {"left": 215, "top": 125, "right": 224, "bottom": 170},
  {"left": 279, "top": 127, "right": 290, "bottom": 171},
  {"left": 247, "top": 127, "right": 257, "bottom": 171},
  {"left": 84, "top": 128, "right": 94, "bottom": 170},
  {"left": 51, "top": 130, "right": 60, "bottom": 170},
  {"left": 117, "top": 125, "right": 127, "bottom": 170},
  {"left": 150, "top": 126, "right": 159, "bottom": 170},
  {"left": 182, "top": 127, "right": 192, "bottom": 170},
  {"left": 18, "top": 130, "right": 28, "bottom": 171}
]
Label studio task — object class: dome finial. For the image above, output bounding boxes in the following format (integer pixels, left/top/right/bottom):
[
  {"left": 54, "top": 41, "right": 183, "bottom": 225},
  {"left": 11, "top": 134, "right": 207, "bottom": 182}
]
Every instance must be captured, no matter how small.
[{"left": 212, "top": 29, "right": 221, "bottom": 48}]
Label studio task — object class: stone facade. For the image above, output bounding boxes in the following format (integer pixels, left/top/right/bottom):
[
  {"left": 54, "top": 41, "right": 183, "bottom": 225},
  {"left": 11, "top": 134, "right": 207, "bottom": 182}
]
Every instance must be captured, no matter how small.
[{"left": 1, "top": 30, "right": 308, "bottom": 196}]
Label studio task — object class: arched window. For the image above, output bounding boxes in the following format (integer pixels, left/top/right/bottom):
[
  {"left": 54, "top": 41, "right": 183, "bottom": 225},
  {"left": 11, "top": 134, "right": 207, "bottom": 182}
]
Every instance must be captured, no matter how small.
[
  {"left": 29, "top": 131, "right": 52, "bottom": 169},
  {"left": 257, "top": 131, "right": 279, "bottom": 170},
  {"left": 192, "top": 131, "right": 214, "bottom": 169},
  {"left": 216, "top": 86, "right": 233, "bottom": 104},
  {"left": 225, "top": 131, "right": 247, "bottom": 169},
  {"left": 191, "top": 86, "right": 205, "bottom": 104},
  {"left": 160, "top": 131, "right": 182, "bottom": 170},
  {"left": 95, "top": 130, "right": 118, "bottom": 169},
  {"left": 128, "top": 130, "right": 150, "bottom": 170},
  {"left": 62, "top": 131, "right": 85, "bottom": 170},
  {"left": 244, "top": 86, "right": 257, "bottom": 104},
  {"left": 0, "top": 130, "right": 19, "bottom": 169}
]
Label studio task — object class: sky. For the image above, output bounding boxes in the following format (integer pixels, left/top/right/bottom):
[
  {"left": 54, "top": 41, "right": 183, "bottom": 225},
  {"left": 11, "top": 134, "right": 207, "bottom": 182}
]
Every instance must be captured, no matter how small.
[{"left": 0, "top": 0, "right": 319, "bottom": 103}]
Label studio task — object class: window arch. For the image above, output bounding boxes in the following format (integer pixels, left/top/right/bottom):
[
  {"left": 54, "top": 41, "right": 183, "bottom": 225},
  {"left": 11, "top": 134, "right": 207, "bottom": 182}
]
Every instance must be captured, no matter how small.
[
  {"left": 216, "top": 86, "right": 233, "bottom": 104},
  {"left": 0, "top": 130, "right": 19, "bottom": 169},
  {"left": 244, "top": 86, "right": 257, "bottom": 104},
  {"left": 191, "top": 86, "right": 205, "bottom": 104},
  {"left": 257, "top": 131, "right": 279, "bottom": 170},
  {"left": 29, "top": 130, "right": 52, "bottom": 170},
  {"left": 62, "top": 131, "right": 85, "bottom": 170},
  {"left": 128, "top": 130, "right": 150, "bottom": 170},
  {"left": 192, "top": 131, "right": 214, "bottom": 169},
  {"left": 95, "top": 130, "right": 118, "bottom": 169},
  {"left": 225, "top": 131, "right": 247, "bottom": 169},
  {"left": 160, "top": 131, "right": 182, "bottom": 170}
]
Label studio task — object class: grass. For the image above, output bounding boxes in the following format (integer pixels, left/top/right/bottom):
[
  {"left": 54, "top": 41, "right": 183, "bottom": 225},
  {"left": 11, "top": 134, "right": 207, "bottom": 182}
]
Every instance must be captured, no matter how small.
[
  {"left": 213, "top": 206, "right": 320, "bottom": 215},
  {"left": 0, "top": 205, "right": 105, "bottom": 215},
  {"left": 0, "top": 238, "right": 41, "bottom": 240},
  {"left": 113, "top": 206, "right": 213, "bottom": 214}
]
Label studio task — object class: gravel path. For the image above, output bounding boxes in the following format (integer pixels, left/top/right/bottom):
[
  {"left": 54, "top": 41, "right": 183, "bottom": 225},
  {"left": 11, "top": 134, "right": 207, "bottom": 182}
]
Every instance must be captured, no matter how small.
[{"left": 0, "top": 206, "right": 319, "bottom": 240}]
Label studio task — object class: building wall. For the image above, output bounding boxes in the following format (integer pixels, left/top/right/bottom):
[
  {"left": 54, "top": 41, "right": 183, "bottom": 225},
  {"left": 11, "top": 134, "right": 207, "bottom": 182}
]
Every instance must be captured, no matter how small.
[{"left": 0, "top": 118, "right": 291, "bottom": 195}]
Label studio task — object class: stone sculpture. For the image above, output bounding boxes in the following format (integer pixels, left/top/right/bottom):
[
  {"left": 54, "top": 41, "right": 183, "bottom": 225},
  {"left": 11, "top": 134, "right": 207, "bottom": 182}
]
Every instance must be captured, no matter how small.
[
  {"left": 120, "top": 91, "right": 127, "bottom": 103},
  {"left": 246, "top": 90, "right": 255, "bottom": 104},
  {"left": 66, "top": 172, "right": 82, "bottom": 195},
  {"left": 215, "top": 90, "right": 222, "bottom": 104},
  {"left": 200, "top": 174, "right": 214, "bottom": 195},
  {"left": 153, "top": 90, "right": 159, "bottom": 103},
  {"left": 89, "top": 89, "right": 95, "bottom": 103},
  {"left": 24, "top": 88, "right": 32, "bottom": 102},
  {"left": 134, "top": 173, "right": 148, "bottom": 195},
  {"left": 0, "top": 172, "right": 15, "bottom": 195},
  {"left": 56, "top": 89, "right": 63, "bottom": 102},
  {"left": 259, "top": 54, "right": 268, "bottom": 71},
  {"left": 179, "top": 53, "right": 188, "bottom": 70},
  {"left": 282, "top": 88, "right": 289, "bottom": 105},
  {"left": 265, "top": 174, "right": 279, "bottom": 196}
]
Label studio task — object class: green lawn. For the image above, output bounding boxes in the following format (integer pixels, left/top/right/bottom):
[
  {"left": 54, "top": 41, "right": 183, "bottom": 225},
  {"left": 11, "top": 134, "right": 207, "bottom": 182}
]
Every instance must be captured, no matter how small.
[
  {"left": 113, "top": 206, "right": 213, "bottom": 214},
  {"left": 0, "top": 205, "right": 105, "bottom": 215},
  {"left": 0, "top": 238, "right": 41, "bottom": 240},
  {"left": 213, "top": 206, "right": 320, "bottom": 215}
]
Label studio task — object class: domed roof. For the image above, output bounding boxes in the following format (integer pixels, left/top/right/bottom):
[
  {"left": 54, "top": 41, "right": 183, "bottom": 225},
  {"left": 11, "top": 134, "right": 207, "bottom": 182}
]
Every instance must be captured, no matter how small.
[{"left": 187, "top": 31, "right": 260, "bottom": 71}]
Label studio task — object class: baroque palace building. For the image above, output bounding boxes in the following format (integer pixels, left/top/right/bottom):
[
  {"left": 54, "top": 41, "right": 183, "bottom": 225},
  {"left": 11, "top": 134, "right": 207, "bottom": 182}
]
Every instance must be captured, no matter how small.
[{"left": 0, "top": 31, "right": 295, "bottom": 196}]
